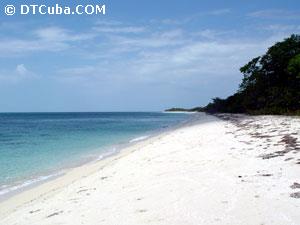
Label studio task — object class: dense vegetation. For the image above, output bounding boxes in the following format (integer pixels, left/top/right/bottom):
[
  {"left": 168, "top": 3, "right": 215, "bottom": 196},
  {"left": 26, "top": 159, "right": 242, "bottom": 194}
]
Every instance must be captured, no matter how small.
[
  {"left": 204, "top": 34, "right": 300, "bottom": 115},
  {"left": 165, "top": 107, "right": 202, "bottom": 112}
]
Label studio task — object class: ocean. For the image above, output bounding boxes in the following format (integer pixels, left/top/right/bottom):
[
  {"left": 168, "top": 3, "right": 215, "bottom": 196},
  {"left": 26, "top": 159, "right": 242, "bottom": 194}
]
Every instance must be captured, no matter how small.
[{"left": 0, "top": 112, "right": 192, "bottom": 197}]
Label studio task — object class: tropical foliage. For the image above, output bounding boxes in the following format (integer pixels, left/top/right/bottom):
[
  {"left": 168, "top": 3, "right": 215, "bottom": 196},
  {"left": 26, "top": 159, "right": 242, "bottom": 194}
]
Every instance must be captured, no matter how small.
[{"left": 204, "top": 34, "right": 300, "bottom": 115}]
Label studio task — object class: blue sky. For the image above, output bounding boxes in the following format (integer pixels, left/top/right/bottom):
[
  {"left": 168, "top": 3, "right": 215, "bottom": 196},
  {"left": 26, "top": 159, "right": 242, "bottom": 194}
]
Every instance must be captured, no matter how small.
[{"left": 0, "top": 0, "right": 299, "bottom": 112}]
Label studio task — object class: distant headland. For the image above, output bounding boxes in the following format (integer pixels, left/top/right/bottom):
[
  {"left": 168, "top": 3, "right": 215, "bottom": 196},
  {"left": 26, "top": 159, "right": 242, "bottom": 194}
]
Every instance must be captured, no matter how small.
[
  {"left": 164, "top": 107, "right": 203, "bottom": 112},
  {"left": 167, "top": 34, "right": 300, "bottom": 116}
]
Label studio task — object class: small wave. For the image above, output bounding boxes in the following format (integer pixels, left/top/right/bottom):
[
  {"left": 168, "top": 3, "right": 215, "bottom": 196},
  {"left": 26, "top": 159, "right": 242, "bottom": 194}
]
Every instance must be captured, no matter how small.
[
  {"left": 129, "top": 135, "right": 149, "bottom": 143},
  {"left": 0, "top": 172, "right": 63, "bottom": 197},
  {"left": 97, "top": 147, "right": 118, "bottom": 161}
]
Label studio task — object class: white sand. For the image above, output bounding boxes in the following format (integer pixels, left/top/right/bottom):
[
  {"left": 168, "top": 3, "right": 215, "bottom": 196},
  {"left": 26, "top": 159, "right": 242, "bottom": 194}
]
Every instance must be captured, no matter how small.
[{"left": 0, "top": 113, "right": 299, "bottom": 225}]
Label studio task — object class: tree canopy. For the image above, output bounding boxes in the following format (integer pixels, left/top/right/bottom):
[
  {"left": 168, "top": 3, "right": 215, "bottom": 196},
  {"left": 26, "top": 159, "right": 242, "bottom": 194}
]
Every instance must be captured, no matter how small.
[{"left": 205, "top": 34, "right": 300, "bottom": 115}]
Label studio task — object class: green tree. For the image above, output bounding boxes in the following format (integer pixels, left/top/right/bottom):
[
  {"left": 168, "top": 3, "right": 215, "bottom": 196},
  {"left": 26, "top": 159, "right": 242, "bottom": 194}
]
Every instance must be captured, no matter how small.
[
  {"left": 204, "top": 34, "right": 300, "bottom": 115},
  {"left": 288, "top": 54, "right": 300, "bottom": 78}
]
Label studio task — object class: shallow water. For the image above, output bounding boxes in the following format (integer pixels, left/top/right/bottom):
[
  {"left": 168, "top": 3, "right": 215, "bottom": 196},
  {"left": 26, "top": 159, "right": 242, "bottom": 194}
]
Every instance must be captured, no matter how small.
[{"left": 0, "top": 112, "right": 191, "bottom": 196}]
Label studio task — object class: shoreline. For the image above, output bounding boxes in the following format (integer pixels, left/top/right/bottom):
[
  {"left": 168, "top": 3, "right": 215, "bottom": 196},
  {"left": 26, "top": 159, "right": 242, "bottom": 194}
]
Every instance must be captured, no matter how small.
[
  {"left": 0, "top": 113, "right": 202, "bottom": 209},
  {"left": 1, "top": 113, "right": 299, "bottom": 225},
  {"left": 0, "top": 112, "right": 196, "bottom": 202},
  {"left": 0, "top": 131, "right": 156, "bottom": 214}
]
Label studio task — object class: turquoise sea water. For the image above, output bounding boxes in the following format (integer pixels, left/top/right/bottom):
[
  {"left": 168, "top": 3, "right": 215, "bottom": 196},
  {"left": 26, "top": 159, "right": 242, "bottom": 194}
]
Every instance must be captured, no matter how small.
[{"left": 0, "top": 112, "right": 191, "bottom": 196}]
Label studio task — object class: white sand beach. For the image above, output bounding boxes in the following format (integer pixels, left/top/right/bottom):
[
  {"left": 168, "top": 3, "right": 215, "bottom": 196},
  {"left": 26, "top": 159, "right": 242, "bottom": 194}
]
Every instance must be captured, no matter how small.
[{"left": 0, "top": 113, "right": 299, "bottom": 225}]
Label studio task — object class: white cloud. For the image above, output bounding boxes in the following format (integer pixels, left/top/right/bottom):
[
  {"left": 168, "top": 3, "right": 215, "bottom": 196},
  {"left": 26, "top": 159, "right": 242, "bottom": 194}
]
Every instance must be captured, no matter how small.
[
  {"left": 263, "top": 24, "right": 300, "bottom": 33},
  {"left": 16, "top": 64, "right": 28, "bottom": 75},
  {"left": 93, "top": 26, "right": 146, "bottom": 34},
  {"left": 159, "top": 8, "right": 231, "bottom": 25},
  {"left": 0, "top": 64, "right": 37, "bottom": 83},
  {"left": 94, "top": 20, "right": 123, "bottom": 26},
  {"left": 54, "top": 14, "right": 295, "bottom": 87},
  {"left": 249, "top": 9, "right": 300, "bottom": 19},
  {"left": 193, "top": 29, "right": 231, "bottom": 40},
  {"left": 92, "top": 19, "right": 147, "bottom": 34},
  {"left": 57, "top": 36, "right": 275, "bottom": 88},
  {"left": 1, "top": 15, "right": 298, "bottom": 89},
  {"left": 0, "top": 26, "right": 95, "bottom": 56},
  {"left": 103, "top": 29, "right": 186, "bottom": 55},
  {"left": 35, "top": 26, "right": 94, "bottom": 42},
  {"left": 128, "top": 40, "right": 268, "bottom": 80}
]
